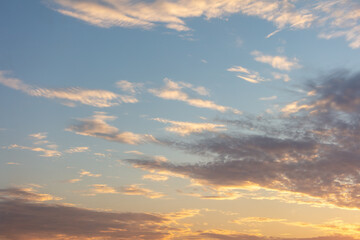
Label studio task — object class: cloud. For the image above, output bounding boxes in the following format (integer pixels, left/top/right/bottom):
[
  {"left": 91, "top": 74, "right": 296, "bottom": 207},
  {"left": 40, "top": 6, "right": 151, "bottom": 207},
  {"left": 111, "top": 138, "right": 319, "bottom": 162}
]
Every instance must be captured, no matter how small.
[
  {"left": 116, "top": 80, "right": 143, "bottom": 94},
  {"left": 272, "top": 72, "right": 291, "bottom": 82},
  {"left": 120, "top": 184, "right": 164, "bottom": 199},
  {"left": 29, "top": 132, "right": 47, "bottom": 140},
  {"left": 6, "top": 162, "right": 20, "bottom": 165},
  {"left": 79, "top": 169, "right": 101, "bottom": 178},
  {"left": 91, "top": 184, "right": 118, "bottom": 194},
  {"left": 6, "top": 144, "right": 61, "bottom": 157},
  {"left": 66, "top": 112, "right": 157, "bottom": 145},
  {"left": 251, "top": 51, "right": 302, "bottom": 71},
  {"left": 126, "top": 71, "right": 360, "bottom": 210},
  {"left": 51, "top": 0, "right": 314, "bottom": 32},
  {"left": 0, "top": 187, "right": 358, "bottom": 240},
  {"left": 65, "top": 146, "right": 89, "bottom": 153},
  {"left": 282, "top": 71, "right": 360, "bottom": 115},
  {"left": 50, "top": 0, "right": 360, "bottom": 48},
  {"left": 66, "top": 179, "right": 82, "bottom": 183},
  {"left": 259, "top": 96, "right": 277, "bottom": 101},
  {"left": 227, "top": 66, "right": 268, "bottom": 84},
  {"left": 152, "top": 117, "right": 226, "bottom": 136},
  {"left": 0, "top": 71, "right": 137, "bottom": 107},
  {"left": 0, "top": 187, "right": 61, "bottom": 202},
  {"left": 0, "top": 188, "right": 184, "bottom": 240},
  {"left": 142, "top": 174, "right": 169, "bottom": 181},
  {"left": 149, "top": 78, "right": 240, "bottom": 114}
]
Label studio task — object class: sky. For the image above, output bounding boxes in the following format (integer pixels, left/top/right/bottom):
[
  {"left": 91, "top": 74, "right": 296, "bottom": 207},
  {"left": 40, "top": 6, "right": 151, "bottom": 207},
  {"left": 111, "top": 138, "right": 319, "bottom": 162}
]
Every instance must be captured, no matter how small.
[{"left": 2, "top": 0, "right": 360, "bottom": 239}]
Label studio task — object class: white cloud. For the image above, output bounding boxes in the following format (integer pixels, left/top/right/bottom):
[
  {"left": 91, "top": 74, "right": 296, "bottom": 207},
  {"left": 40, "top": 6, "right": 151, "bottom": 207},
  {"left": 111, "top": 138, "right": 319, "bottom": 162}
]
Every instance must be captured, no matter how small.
[
  {"left": 251, "top": 51, "right": 302, "bottom": 71},
  {"left": 149, "top": 78, "right": 240, "bottom": 114},
  {"left": 272, "top": 72, "right": 291, "bottom": 82},
  {"left": 152, "top": 117, "right": 226, "bottom": 136},
  {"left": 227, "top": 65, "right": 268, "bottom": 84},
  {"left": 0, "top": 71, "right": 137, "bottom": 107},
  {"left": 116, "top": 80, "right": 143, "bottom": 94},
  {"left": 29, "top": 132, "right": 47, "bottom": 140},
  {"left": 259, "top": 96, "right": 277, "bottom": 101}
]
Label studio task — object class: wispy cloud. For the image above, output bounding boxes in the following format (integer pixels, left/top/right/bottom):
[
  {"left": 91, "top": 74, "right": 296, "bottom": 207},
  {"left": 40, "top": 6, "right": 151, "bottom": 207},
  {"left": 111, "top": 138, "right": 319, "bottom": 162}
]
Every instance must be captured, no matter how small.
[
  {"left": 5, "top": 144, "right": 61, "bottom": 157},
  {"left": 79, "top": 169, "right": 101, "bottom": 178},
  {"left": 272, "top": 72, "right": 291, "bottom": 82},
  {"left": 142, "top": 174, "right": 169, "bottom": 181},
  {"left": 50, "top": 0, "right": 360, "bottom": 48},
  {"left": 116, "top": 80, "right": 143, "bottom": 94},
  {"left": 149, "top": 78, "right": 240, "bottom": 114},
  {"left": 0, "top": 71, "right": 137, "bottom": 107},
  {"left": 251, "top": 51, "right": 302, "bottom": 71},
  {"left": 227, "top": 65, "right": 268, "bottom": 84},
  {"left": 65, "top": 146, "right": 89, "bottom": 153},
  {"left": 259, "top": 96, "right": 277, "bottom": 101},
  {"left": 51, "top": 0, "right": 314, "bottom": 33},
  {"left": 120, "top": 184, "right": 164, "bottom": 199},
  {"left": 0, "top": 187, "right": 61, "bottom": 202},
  {"left": 29, "top": 132, "right": 47, "bottom": 140},
  {"left": 152, "top": 117, "right": 226, "bottom": 136},
  {"left": 66, "top": 112, "right": 156, "bottom": 145}
]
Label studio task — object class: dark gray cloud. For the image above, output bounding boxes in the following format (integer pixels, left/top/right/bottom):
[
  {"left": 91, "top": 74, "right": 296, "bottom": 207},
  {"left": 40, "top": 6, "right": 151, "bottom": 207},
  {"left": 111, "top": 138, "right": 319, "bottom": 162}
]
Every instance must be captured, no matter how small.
[
  {"left": 0, "top": 189, "right": 173, "bottom": 240},
  {"left": 127, "top": 71, "right": 360, "bottom": 209}
]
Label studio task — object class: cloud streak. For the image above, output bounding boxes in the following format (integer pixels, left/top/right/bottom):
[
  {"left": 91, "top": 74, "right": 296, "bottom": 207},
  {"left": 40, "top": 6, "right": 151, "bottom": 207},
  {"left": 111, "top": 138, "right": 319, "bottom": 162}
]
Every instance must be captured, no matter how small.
[
  {"left": 149, "top": 78, "right": 240, "bottom": 114},
  {"left": 67, "top": 112, "right": 156, "bottom": 145},
  {"left": 251, "top": 51, "right": 302, "bottom": 71},
  {"left": 0, "top": 71, "right": 137, "bottom": 107},
  {"left": 152, "top": 117, "right": 226, "bottom": 136}
]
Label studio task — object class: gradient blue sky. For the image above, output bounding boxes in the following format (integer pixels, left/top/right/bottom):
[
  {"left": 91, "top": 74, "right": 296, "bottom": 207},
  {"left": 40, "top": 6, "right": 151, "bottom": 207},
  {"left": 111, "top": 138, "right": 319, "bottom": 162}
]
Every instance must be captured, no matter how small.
[{"left": 2, "top": 1, "right": 360, "bottom": 239}]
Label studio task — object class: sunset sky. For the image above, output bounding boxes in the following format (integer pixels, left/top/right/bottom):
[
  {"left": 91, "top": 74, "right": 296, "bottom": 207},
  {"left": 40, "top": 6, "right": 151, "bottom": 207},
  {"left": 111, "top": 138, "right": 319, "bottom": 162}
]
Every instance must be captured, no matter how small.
[{"left": 2, "top": 0, "right": 360, "bottom": 239}]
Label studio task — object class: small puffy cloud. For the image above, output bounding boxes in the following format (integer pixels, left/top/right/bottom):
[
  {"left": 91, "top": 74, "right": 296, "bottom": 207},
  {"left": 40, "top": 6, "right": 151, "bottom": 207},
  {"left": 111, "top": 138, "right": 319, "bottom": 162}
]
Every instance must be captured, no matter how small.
[
  {"left": 65, "top": 146, "right": 89, "bottom": 153},
  {"left": 79, "top": 169, "right": 101, "bottom": 178},
  {"left": 116, "top": 80, "right": 143, "bottom": 94},
  {"left": 149, "top": 78, "right": 240, "bottom": 114},
  {"left": 152, "top": 117, "right": 226, "bottom": 136},
  {"left": 6, "top": 144, "right": 61, "bottom": 157},
  {"left": 66, "top": 179, "right": 82, "bottom": 183},
  {"left": 251, "top": 51, "right": 302, "bottom": 71},
  {"left": 0, "top": 71, "right": 137, "bottom": 107},
  {"left": 227, "top": 66, "right": 268, "bottom": 84},
  {"left": 120, "top": 184, "right": 164, "bottom": 199},
  {"left": 29, "top": 132, "right": 47, "bottom": 140},
  {"left": 91, "top": 184, "right": 117, "bottom": 194},
  {"left": 66, "top": 112, "right": 156, "bottom": 145},
  {"left": 272, "top": 72, "right": 291, "bottom": 82}
]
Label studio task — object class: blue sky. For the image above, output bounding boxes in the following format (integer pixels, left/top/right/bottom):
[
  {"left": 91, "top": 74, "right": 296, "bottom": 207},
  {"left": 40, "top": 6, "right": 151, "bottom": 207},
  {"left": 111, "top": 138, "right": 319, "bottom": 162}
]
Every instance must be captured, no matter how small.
[{"left": 2, "top": 1, "right": 360, "bottom": 239}]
